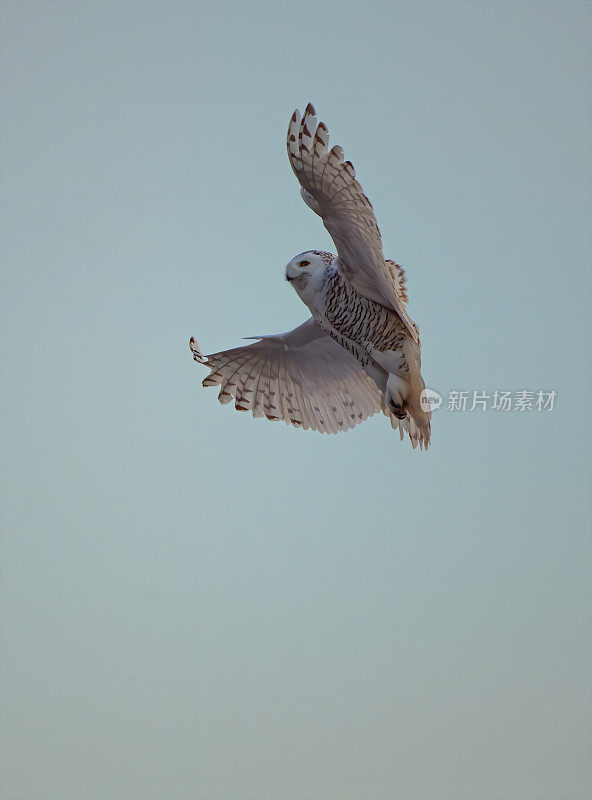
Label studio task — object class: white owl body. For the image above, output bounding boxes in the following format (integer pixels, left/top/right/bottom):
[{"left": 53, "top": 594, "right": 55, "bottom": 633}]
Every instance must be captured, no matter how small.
[
  {"left": 191, "top": 104, "right": 431, "bottom": 448},
  {"left": 320, "top": 260, "right": 408, "bottom": 367},
  {"left": 286, "top": 248, "right": 424, "bottom": 423}
]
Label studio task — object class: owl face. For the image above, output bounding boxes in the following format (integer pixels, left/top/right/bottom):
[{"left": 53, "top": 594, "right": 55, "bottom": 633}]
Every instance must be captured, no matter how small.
[{"left": 285, "top": 251, "right": 330, "bottom": 286}]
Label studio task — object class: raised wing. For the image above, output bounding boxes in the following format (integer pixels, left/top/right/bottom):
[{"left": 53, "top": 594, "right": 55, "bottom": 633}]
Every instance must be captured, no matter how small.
[
  {"left": 189, "top": 318, "right": 384, "bottom": 434},
  {"left": 287, "top": 103, "right": 419, "bottom": 343}
]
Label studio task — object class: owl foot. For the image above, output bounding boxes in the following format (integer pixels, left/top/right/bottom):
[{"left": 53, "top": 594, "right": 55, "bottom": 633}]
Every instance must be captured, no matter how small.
[
  {"left": 385, "top": 373, "right": 409, "bottom": 420},
  {"left": 388, "top": 399, "right": 407, "bottom": 420}
]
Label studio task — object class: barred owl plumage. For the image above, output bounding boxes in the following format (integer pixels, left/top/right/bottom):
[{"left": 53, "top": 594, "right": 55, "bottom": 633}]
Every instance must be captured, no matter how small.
[{"left": 190, "top": 104, "right": 431, "bottom": 449}]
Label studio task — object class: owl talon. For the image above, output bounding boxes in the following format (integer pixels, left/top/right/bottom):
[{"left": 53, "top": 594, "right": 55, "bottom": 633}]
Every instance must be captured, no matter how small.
[{"left": 388, "top": 400, "right": 407, "bottom": 420}]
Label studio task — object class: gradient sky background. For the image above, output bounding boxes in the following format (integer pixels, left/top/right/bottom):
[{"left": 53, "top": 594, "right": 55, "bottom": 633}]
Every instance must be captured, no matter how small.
[{"left": 1, "top": 2, "right": 590, "bottom": 799}]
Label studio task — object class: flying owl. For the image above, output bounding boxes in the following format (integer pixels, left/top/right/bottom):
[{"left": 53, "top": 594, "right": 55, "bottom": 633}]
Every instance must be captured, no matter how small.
[{"left": 190, "top": 103, "right": 431, "bottom": 449}]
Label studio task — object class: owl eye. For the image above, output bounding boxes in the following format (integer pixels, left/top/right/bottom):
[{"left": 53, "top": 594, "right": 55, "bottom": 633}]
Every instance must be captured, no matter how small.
[{"left": 299, "top": 260, "right": 310, "bottom": 267}]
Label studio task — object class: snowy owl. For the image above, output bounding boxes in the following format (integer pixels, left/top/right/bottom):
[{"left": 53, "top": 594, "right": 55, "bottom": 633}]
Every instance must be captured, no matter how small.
[{"left": 190, "top": 103, "right": 431, "bottom": 449}]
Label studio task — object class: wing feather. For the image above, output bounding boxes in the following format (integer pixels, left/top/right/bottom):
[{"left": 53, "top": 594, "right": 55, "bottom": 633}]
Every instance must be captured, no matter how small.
[{"left": 189, "top": 319, "right": 384, "bottom": 435}]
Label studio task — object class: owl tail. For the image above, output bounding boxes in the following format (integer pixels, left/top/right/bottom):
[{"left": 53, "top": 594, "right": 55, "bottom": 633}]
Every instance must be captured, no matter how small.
[
  {"left": 387, "top": 340, "right": 431, "bottom": 450},
  {"left": 405, "top": 355, "right": 431, "bottom": 450}
]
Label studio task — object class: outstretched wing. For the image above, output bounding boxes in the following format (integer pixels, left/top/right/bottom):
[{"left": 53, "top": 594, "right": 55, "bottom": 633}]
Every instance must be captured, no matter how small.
[
  {"left": 189, "top": 318, "right": 384, "bottom": 434},
  {"left": 287, "top": 103, "right": 419, "bottom": 343}
]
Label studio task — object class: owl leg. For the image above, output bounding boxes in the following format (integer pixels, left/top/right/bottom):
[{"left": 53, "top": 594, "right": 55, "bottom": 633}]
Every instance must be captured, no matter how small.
[
  {"left": 361, "top": 355, "right": 409, "bottom": 419},
  {"left": 370, "top": 349, "right": 410, "bottom": 417},
  {"left": 361, "top": 358, "right": 388, "bottom": 395},
  {"left": 385, "top": 373, "right": 410, "bottom": 419},
  {"left": 371, "top": 348, "right": 407, "bottom": 376}
]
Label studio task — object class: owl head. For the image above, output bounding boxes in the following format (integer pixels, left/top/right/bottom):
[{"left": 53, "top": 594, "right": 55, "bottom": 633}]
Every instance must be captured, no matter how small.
[{"left": 285, "top": 250, "right": 335, "bottom": 293}]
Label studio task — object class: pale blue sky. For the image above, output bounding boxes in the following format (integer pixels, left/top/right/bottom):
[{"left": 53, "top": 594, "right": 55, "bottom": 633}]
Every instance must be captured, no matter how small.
[{"left": 1, "top": 2, "right": 590, "bottom": 798}]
